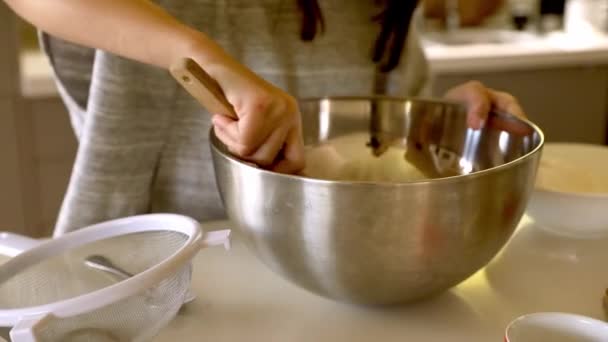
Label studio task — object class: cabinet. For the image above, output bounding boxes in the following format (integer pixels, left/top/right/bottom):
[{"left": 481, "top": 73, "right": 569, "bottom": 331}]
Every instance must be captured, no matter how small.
[
  {"left": 0, "top": 3, "right": 27, "bottom": 234},
  {"left": 25, "top": 98, "right": 76, "bottom": 233},
  {"left": 431, "top": 66, "right": 608, "bottom": 144},
  {"left": 0, "top": 3, "right": 76, "bottom": 237},
  {"left": 0, "top": 99, "right": 26, "bottom": 233}
]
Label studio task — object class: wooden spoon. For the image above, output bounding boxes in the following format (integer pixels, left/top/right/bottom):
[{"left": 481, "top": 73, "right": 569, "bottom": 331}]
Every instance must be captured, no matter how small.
[
  {"left": 170, "top": 58, "right": 285, "bottom": 169},
  {"left": 169, "top": 57, "right": 238, "bottom": 120}
]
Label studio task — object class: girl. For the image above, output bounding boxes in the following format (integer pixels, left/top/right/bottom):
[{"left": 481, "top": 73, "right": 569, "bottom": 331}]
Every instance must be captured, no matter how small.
[{"left": 4, "top": 0, "right": 525, "bottom": 235}]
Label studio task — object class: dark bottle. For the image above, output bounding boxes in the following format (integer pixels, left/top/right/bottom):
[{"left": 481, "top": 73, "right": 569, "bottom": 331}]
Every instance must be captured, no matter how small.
[
  {"left": 539, "top": 0, "right": 566, "bottom": 15},
  {"left": 538, "top": 0, "right": 566, "bottom": 32},
  {"left": 512, "top": 13, "right": 530, "bottom": 31}
]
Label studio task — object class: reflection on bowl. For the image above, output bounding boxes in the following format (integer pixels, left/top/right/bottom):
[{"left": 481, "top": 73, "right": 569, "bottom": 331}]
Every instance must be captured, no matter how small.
[{"left": 527, "top": 143, "right": 608, "bottom": 238}]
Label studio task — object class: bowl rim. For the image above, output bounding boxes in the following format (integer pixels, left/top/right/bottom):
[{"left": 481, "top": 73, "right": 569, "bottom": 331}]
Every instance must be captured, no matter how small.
[
  {"left": 210, "top": 95, "right": 545, "bottom": 187},
  {"left": 534, "top": 142, "right": 608, "bottom": 199},
  {"left": 504, "top": 312, "right": 608, "bottom": 340}
]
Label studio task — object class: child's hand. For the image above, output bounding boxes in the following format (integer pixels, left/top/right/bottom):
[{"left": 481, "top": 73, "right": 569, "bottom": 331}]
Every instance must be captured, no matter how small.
[
  {"left": 197, "top": 55, "right": 305, "bottom": 174},
  {"left": 444, "top": 81, "right": 527, "bottom": 130}
]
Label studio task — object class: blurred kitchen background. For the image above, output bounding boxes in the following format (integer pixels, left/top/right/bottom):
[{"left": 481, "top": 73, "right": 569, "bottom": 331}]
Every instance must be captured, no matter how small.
[{"left": 1, "top": 0, "right": 608, "bottom": 237}]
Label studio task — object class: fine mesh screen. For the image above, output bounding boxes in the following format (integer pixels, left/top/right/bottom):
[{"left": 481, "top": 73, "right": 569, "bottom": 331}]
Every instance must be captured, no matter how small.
[
  {"left": 0, "top": 230, "right": 192, "bottom": 341},
  {"left": 34, "top": 265, "right": 191, "bottom": 342}
]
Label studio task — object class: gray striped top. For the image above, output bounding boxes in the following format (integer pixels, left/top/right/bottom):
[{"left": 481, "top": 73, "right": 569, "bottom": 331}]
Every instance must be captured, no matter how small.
[{"left": 41, "top": 0, "right": 430, "bottom": 235}]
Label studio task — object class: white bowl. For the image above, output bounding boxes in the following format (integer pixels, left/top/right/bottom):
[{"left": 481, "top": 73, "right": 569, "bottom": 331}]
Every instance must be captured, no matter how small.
[
  {"left": 527, "top": 143, "right": 608, "bottom": 238},
  {"left": 505, "top": 312, "right": 608, "bottom": 342}
]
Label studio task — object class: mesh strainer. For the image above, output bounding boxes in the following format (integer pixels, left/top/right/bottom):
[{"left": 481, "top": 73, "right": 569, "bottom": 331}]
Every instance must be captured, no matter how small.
[{"left": 0, "top": 214, "right": 230, "bottom": 342}]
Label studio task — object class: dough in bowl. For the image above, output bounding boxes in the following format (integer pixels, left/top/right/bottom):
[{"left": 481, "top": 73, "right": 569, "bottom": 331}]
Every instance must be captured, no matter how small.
[{"left": 302, "top": 133, "right": 428, "bottom": 183}]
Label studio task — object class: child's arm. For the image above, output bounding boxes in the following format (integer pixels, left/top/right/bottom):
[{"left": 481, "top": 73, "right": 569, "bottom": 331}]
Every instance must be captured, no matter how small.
[{"left": 4, "top": 0, "right": 306, "bottom": 173}]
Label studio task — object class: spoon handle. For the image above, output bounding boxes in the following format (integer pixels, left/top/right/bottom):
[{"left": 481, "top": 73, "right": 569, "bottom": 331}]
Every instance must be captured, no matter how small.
[
  {"left": 169, "top": 57, "right": 238, "bottom": 119},
  {"left": 84, "top": 255, "right": 133, "bottom": 280}
]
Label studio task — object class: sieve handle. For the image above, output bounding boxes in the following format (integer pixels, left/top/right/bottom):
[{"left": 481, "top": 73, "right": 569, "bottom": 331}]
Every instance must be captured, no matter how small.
[
  {"left": 200, "top": 229, "right": 232, "bottom": 250},
  {"left": 0, "top": 232, "right": 44, "bottom": 257},
  {"left": 10, "top": 312, "right": 51, "bottom": 342}
]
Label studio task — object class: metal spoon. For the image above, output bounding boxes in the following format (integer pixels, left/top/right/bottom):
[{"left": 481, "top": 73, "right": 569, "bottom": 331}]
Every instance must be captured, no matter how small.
[
  {"left": 84, "top": 255, "right": 133, "bottom": 280},
  {"left": 83, "top": 255, "right": 196, "bottom": 305}
]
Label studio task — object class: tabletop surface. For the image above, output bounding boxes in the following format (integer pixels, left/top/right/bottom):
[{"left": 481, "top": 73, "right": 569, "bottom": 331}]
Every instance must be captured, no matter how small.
[{"left": 155, "top": 216, "right": 608, "bottom": 342}]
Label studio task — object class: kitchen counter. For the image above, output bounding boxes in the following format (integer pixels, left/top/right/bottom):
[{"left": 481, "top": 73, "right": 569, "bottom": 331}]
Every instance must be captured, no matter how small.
[
  {"left": 423, "top": 29, "right": 608, "bottom": 74},
  {"left": 20, "top": 29, "right": 608, "bottom": 98},
  {"left": 0, "top": 215, "right": 604, "bottom": 340},
  {"left": 155, "top": 216, "right": 608, "bottom": 341}
]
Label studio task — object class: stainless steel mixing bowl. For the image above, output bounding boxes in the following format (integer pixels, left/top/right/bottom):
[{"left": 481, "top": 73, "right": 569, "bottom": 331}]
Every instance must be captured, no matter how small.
[{"left": 210, "top": 97, "right": 544, "bottom": 305}]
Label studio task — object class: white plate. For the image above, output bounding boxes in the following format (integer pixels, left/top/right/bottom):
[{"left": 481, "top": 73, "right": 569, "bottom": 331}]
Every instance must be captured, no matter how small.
[
  {"left": 527, "top": 142, "right": 608, "bottom": 238},
  {"left": 505, "top": 312, "right": 608, "bottom": 342}
]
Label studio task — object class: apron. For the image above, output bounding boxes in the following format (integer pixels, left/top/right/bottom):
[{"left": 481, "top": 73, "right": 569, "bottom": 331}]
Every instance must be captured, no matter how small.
[{"left": 40, "top": 0, "right": 431, "bottom": 236}]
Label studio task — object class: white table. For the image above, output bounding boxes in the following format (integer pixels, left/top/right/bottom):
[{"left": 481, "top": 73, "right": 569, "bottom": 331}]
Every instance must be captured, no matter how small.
[{"left": 156, "top": 217, "right": 608, "bottom": 341}]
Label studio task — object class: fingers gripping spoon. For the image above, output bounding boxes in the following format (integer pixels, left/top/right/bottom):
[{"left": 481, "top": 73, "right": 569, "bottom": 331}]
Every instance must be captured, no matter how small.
[{"left": 170, "top": 57, "right": 289, "bottom": 169}]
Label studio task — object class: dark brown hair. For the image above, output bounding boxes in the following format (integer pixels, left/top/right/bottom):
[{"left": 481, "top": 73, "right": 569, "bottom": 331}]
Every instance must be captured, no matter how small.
[{"left": 296, "top": 0, "right": 420, "bottom": 72}]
